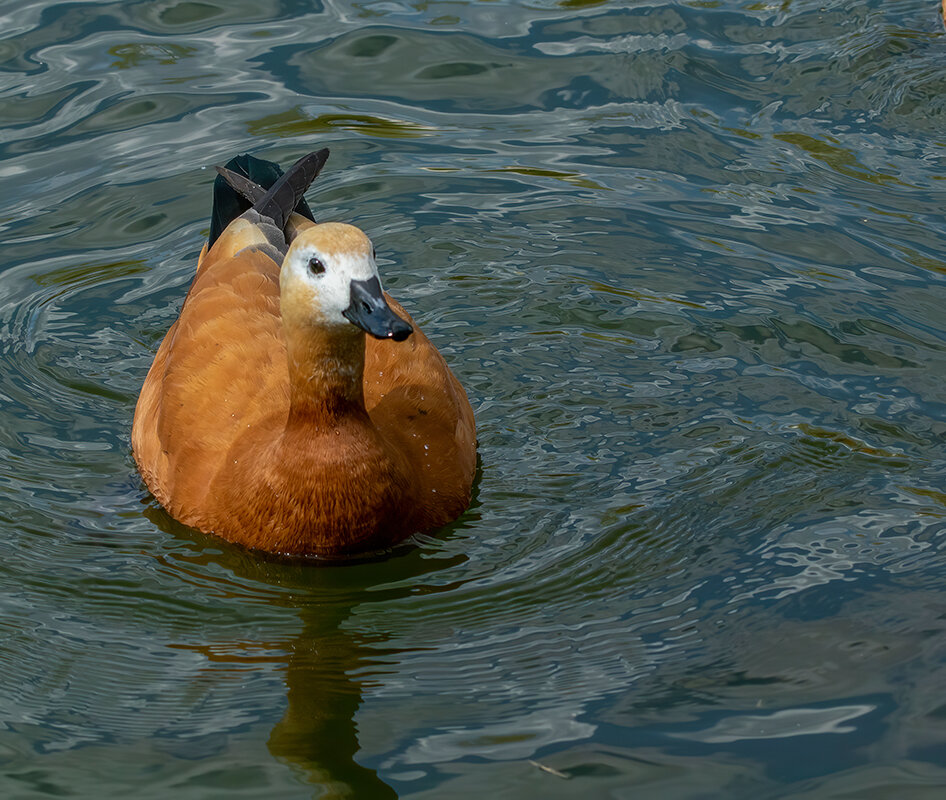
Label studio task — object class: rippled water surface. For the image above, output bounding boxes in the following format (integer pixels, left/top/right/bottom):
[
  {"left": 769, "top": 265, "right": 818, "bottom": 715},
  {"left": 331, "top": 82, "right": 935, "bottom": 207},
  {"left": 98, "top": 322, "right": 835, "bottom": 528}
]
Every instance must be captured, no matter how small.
[{"left": 3, "top": 0, "right": 946, "bottom": 796}]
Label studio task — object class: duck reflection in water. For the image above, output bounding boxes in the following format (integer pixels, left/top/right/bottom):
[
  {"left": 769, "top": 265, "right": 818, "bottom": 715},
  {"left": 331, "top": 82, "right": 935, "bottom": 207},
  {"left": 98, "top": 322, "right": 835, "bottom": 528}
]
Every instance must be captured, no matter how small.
[
  {"left": 187, "top": 600, "right": 395, "bottom": 798},
  {"left": 266, "top": 599, "right": 396, "bottom": 799},
  {"left": 152, "top": 511, "right": 407, "bottom": 799}
]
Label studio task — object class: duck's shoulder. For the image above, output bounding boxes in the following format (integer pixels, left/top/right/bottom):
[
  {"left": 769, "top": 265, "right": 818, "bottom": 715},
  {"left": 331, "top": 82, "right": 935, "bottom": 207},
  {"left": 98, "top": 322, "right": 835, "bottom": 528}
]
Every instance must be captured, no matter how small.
[
  {"left": 365, "top": 294, "right": 476, "bottom": 528},
  {"left": 365, "top": 294, "right": 468, "bottom": 413},
  {"left": 165, "top": 242, "right": 284, "bottom": 390}
]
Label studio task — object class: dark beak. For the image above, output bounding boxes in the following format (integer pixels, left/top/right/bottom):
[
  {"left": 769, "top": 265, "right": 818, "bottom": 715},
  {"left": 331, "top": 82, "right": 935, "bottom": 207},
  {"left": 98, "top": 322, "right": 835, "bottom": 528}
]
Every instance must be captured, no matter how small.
[{"left": 342, "top": 277, "right": 413, "bottom": 341}]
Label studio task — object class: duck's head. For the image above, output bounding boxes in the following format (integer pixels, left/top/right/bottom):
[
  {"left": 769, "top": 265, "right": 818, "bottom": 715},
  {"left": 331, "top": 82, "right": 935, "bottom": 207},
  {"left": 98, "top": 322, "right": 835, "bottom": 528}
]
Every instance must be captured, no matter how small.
[{"left": 280, "top": 222, "right": 413, "bottom": 341}]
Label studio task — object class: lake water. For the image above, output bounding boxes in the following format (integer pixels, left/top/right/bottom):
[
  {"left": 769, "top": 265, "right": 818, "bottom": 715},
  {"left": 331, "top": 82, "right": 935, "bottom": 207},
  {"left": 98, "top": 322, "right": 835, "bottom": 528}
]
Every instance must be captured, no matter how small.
[{"left": 3, "top": 0, "right": 946, "bottom": 796}]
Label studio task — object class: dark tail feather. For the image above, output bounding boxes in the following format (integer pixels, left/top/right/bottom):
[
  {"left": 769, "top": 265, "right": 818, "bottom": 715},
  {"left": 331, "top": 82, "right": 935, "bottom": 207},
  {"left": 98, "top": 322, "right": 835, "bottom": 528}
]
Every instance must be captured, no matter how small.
[
  {"left": 252, "top": 149, "right": 330, "bottom": 233},
  {"left": 207, "top": 152, "right": 320, "bottom": 249},
  {"left": 214, "top": 166, "right": 266, "bottom": 206}
]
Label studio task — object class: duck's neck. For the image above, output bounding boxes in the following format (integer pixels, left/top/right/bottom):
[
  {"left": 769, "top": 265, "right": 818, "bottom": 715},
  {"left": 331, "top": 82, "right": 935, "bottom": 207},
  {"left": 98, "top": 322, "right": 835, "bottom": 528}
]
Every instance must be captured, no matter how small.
[{"left": 283, "top": 323, "right": 369, "bottom": 427}]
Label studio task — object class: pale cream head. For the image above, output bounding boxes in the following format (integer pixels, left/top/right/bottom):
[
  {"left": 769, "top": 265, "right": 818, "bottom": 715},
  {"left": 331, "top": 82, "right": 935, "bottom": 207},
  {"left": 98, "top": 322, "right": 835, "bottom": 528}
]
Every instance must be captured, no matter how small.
[{"left": 280, "top": 222, "right": 380, "bottom": 328}]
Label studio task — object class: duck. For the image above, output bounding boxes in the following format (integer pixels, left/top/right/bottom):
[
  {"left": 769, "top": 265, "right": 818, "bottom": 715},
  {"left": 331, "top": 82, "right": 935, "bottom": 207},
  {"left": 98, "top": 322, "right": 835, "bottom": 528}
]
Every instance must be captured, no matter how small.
[{"left": 132, "top": 149, "right": 476, "bottom": 556}]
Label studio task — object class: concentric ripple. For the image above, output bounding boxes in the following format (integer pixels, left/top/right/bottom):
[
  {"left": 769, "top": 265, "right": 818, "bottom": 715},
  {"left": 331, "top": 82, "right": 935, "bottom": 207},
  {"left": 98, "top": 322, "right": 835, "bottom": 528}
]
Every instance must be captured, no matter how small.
[{"left": 1, "top": 0, "right": 946, "bottom": 797}]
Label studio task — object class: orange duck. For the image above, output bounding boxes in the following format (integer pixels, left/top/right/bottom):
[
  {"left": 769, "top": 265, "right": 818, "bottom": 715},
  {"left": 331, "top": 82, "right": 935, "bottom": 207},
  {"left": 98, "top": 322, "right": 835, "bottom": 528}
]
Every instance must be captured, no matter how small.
[{"left": 132, "top": 150, "right": 476, "bottom": 556}]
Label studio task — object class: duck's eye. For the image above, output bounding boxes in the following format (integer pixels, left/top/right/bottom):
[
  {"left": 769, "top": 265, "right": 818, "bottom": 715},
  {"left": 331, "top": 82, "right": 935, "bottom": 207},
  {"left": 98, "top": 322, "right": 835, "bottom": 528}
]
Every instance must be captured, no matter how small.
[{"left": 308, "top": 257, "right": 325, "bottom": 276}]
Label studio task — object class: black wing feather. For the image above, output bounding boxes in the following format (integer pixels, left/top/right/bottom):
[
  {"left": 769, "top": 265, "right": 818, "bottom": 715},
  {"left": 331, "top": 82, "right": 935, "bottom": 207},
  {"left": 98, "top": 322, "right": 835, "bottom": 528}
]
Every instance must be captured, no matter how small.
[{"left": 207, "top": 151, "right": 322, "bottom": 248}]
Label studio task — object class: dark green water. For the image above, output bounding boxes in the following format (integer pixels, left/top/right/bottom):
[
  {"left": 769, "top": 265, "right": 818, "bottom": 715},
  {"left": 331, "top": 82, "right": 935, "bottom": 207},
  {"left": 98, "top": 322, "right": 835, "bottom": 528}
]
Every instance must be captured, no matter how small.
[{"left": 3, "top": 0, "right": 946, "bottom": 796}]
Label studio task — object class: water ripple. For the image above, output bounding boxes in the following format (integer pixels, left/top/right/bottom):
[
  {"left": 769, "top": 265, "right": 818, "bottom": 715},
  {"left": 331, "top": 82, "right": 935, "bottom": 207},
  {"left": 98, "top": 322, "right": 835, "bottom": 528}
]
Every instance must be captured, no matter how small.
[{"left": 2, "top": 0, "right": 946, "bottom": 796}]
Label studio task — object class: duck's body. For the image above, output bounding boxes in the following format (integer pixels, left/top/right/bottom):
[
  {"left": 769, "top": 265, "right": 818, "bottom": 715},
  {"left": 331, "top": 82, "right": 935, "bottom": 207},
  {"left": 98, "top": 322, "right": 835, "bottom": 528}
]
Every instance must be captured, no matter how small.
[{"left": 132, "top": 151, "right": 475, "bottom": 556}]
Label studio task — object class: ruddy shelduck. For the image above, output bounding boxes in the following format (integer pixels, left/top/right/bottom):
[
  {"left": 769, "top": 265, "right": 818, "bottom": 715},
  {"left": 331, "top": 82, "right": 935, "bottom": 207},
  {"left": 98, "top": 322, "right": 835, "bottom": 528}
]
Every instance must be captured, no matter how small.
[{"left": 132, "top": 150, "right": 476, "bottom": 556}]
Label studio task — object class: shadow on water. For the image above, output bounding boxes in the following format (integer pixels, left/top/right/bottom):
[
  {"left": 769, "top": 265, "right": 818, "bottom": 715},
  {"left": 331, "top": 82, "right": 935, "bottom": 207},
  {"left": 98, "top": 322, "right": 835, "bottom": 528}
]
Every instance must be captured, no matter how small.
[{"left": 144, "top": 504, "right": 470, "bottom": 798}]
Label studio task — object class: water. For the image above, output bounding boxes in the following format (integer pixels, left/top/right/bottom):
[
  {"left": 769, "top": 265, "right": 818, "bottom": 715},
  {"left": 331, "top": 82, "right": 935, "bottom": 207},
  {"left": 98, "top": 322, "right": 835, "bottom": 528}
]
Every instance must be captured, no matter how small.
[{"left": 3, "top": 0, "right": 946, "bottom": 796}]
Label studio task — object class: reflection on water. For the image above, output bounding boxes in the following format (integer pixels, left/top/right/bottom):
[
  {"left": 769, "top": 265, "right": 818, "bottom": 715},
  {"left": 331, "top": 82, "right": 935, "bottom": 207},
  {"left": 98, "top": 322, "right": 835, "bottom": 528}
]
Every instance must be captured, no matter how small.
[
  {"left": 2, "top": 0, "right": 946, "bottom": 796},
  {"left": 167, "top": 544, "right": 401, "bottom": 798},
  {"left": 268, "top": 618, "right": 397, "bottom": 799}
]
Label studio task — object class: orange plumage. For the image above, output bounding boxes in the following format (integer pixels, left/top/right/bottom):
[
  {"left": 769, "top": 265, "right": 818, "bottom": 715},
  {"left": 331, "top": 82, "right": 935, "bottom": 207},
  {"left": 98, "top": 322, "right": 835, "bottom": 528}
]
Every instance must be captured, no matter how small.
[{"left": 132, "top": 152, "right": 475, "bottom": 556}]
